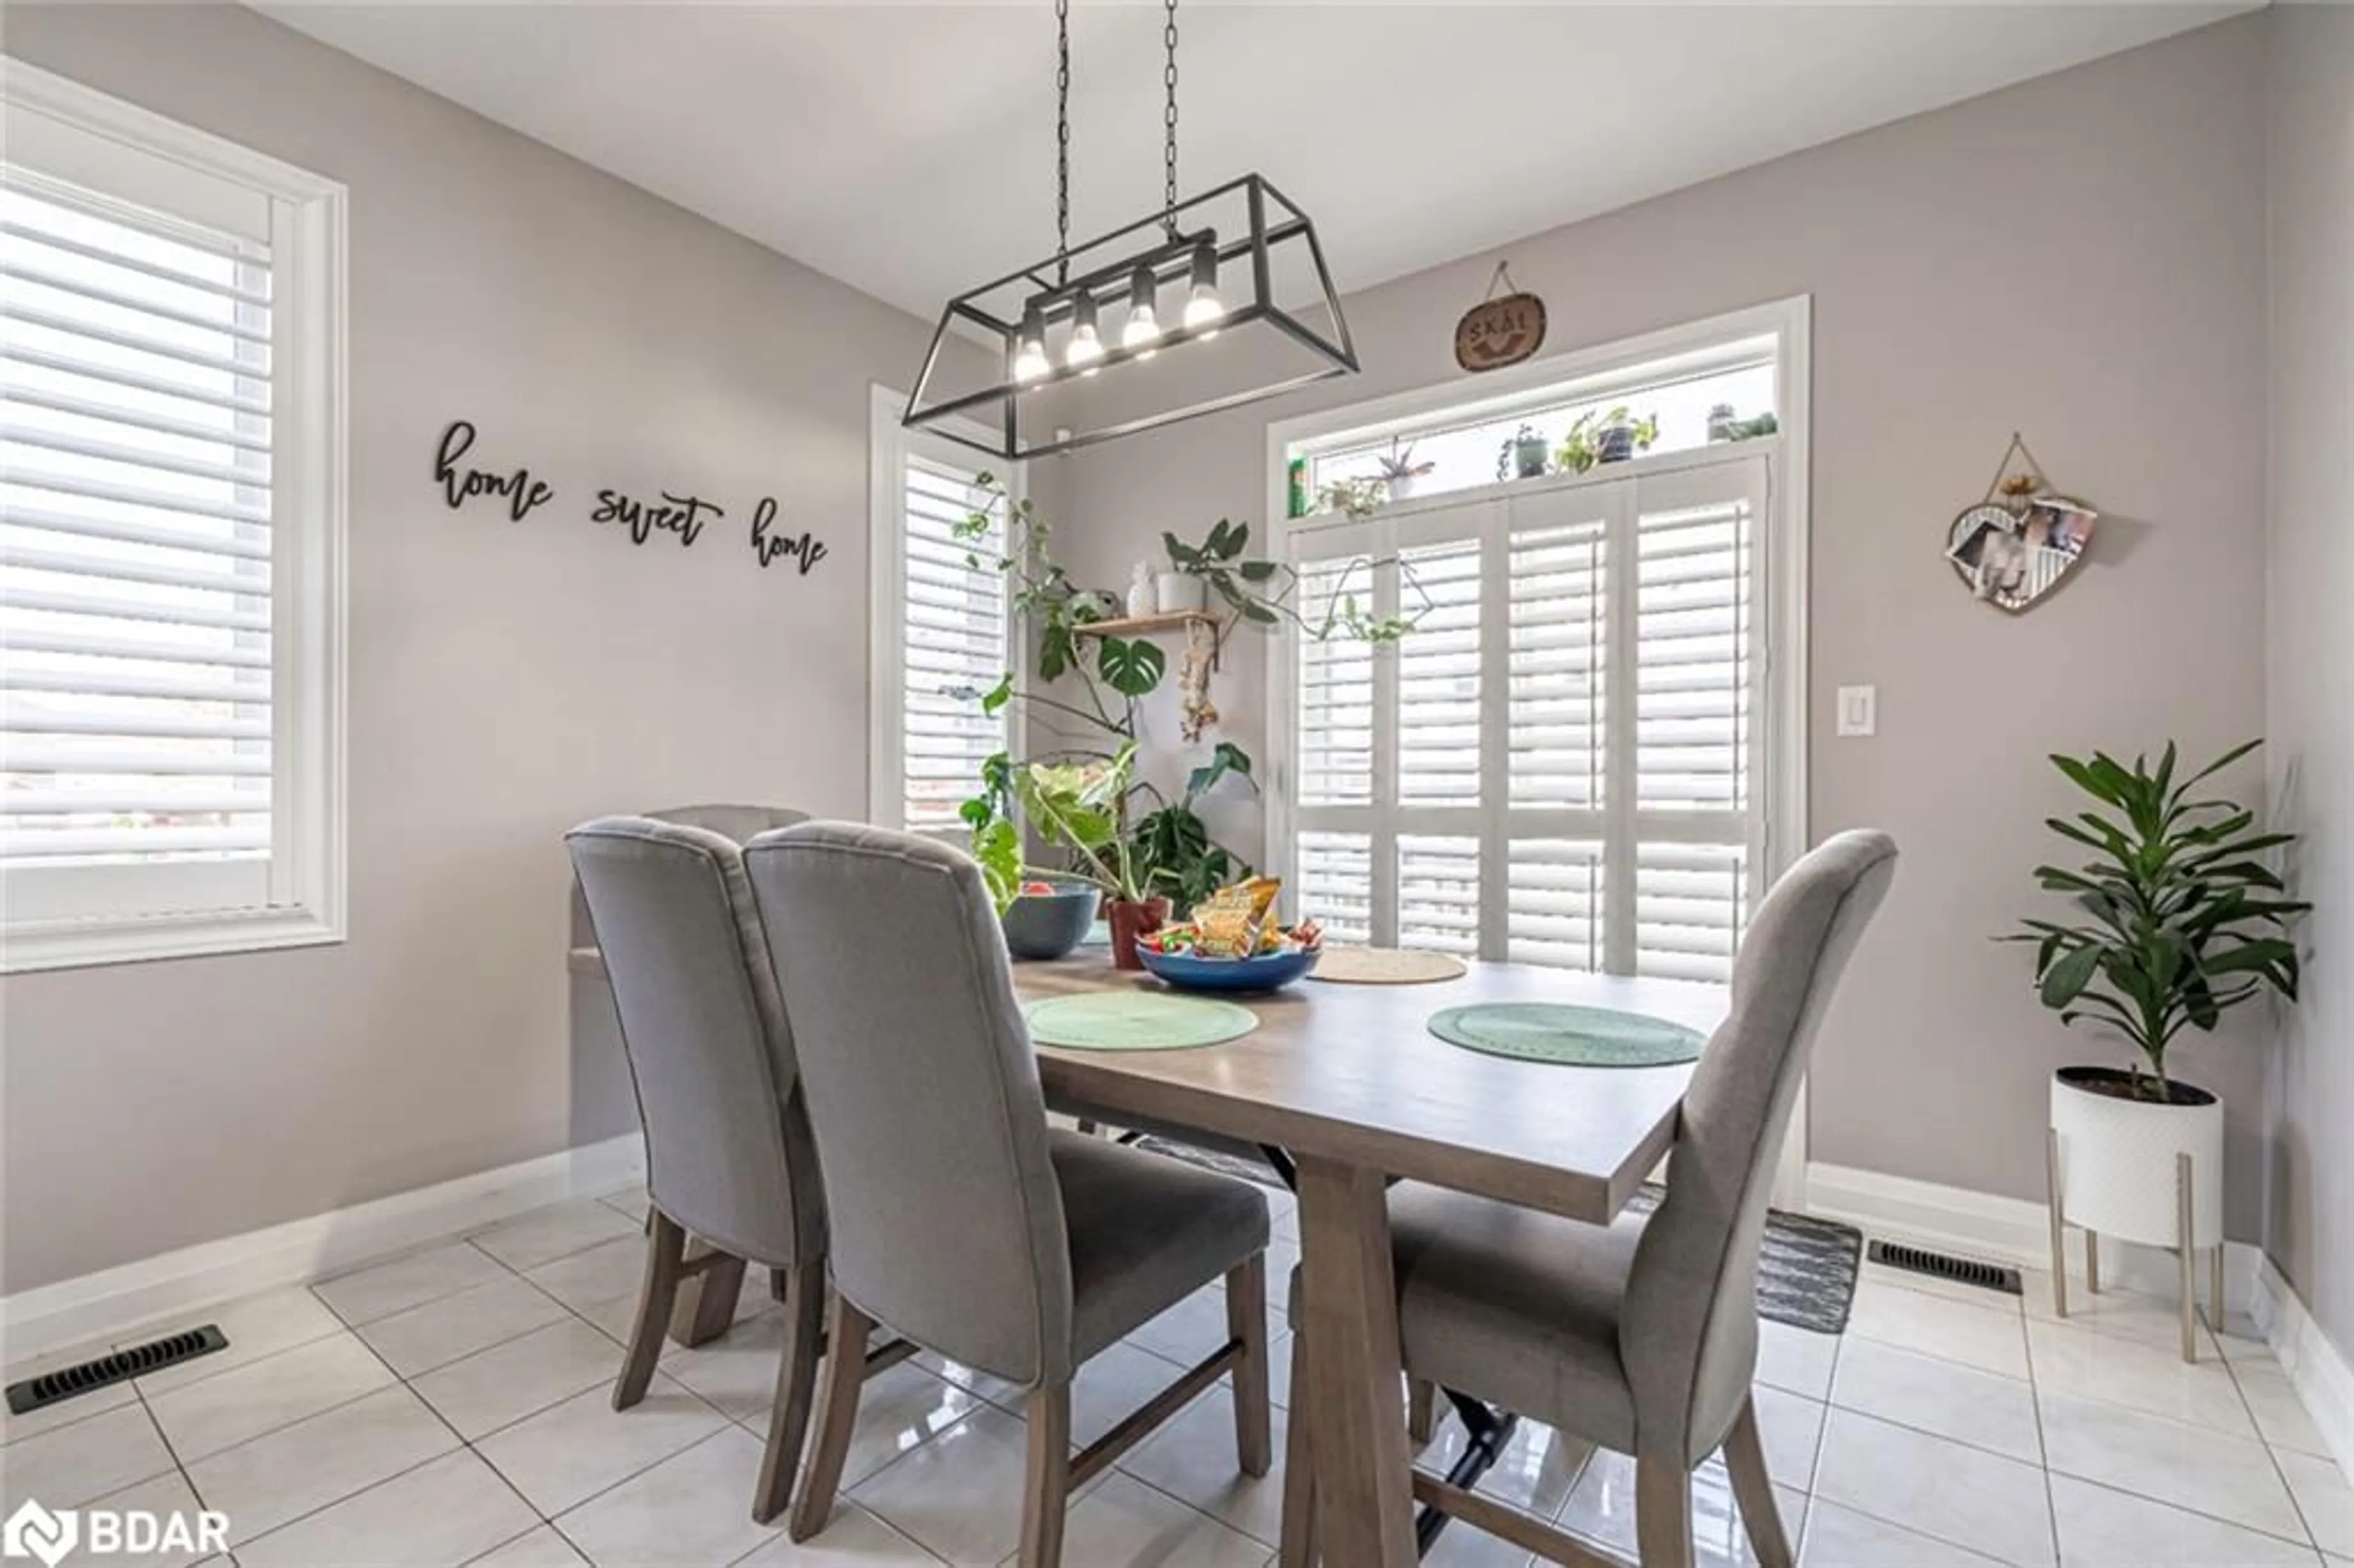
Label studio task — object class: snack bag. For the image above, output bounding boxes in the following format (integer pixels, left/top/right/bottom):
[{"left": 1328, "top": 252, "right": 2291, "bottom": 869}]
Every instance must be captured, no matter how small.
[{"left": 1194, "top": 876, "right": 1282, "bottom": 957}]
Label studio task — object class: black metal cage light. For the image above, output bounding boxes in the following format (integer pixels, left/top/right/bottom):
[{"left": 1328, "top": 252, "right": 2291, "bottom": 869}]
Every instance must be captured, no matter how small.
[{"left": 902, "top": 0, "right": 1356, "bottom": 461}]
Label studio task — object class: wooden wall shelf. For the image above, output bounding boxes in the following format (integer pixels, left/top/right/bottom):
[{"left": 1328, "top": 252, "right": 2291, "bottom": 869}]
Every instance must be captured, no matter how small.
[{"left": 1072, "top": 610, "right": 1224, "bottom": 639}]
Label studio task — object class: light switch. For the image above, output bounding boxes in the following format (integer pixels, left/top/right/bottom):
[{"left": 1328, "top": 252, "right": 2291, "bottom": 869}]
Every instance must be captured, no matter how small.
[{"left": 1837, "top": 685, "right": 1877, "bottom": 737}]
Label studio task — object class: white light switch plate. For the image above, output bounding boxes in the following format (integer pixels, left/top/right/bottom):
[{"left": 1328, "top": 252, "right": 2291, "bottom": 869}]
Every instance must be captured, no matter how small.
[{"left": 1837, "top": 685, "right": 1877, "bottom": 737}]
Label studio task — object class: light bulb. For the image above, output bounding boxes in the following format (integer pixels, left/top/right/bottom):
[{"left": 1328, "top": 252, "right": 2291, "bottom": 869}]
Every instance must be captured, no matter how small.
[
  {"left": 1122, "top": 264, "right": 1161, "bottom": 357},
  {"left": 1183, "top": 240, "right": 1224, "bottom": 337},
  {"left": 1183, "top": 284, "right": 1225, "bottom": 336},
  {"left": 1013, "top": 303, "right": 1049, "bottom": 382},
  {"left": 1065, "top": 292, "right": 1103, "bottom": 372}
]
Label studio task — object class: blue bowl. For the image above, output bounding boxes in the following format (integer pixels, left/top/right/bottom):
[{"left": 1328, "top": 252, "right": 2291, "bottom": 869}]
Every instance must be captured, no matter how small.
[
  {"left": 1136, "top": 943, "right": 1321, "bottom": 993},
  {"left": 1001, "top": 884, "right": 1102, "bottom": 961}
]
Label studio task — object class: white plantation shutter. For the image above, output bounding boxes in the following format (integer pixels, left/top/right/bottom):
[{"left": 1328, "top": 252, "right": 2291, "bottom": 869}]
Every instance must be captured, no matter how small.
[
  {"left": 1282, "top": 453, "right": 1769, "bottom": 982},
  {"left": 1, "top": 77, "right": 344, "bottom": 968},
  {"left": 896, "top": 453, "right": 1010, "bottom": 832}
]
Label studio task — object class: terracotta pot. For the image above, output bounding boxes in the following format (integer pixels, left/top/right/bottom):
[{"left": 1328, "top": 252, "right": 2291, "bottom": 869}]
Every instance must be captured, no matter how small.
[{"left": 1105, "top": 897, "right": 1170, "bottom": 970}]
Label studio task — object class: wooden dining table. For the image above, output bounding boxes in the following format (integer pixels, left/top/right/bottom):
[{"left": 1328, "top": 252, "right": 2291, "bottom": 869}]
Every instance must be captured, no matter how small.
[{"left": 1012, "top": 953, "right": 1727, "bottom": 1568}]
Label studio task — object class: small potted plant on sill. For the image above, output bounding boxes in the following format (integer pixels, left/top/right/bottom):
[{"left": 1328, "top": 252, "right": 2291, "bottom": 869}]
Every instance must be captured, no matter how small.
[
  {"left": 1557, "top": 406, "right": 1660, "bottom": 473},
  {"left": 1377, "top": 438, "right": 1436, "bottom": 503},
  {"left": 2006, "top": 740, "right": 2304, "bottom": 1352},
  {"left": 1496, "top": 424, "right": 1549, "bottom": 482}
]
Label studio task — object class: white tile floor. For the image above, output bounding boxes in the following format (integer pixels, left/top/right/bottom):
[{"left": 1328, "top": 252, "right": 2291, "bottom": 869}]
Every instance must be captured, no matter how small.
[{"left": 4, "top": 1182, "right": 2348, "bottom": 1567}]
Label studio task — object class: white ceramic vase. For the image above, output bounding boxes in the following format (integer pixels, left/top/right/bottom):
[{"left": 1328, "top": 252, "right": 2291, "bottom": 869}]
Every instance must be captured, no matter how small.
[
  {"left": 1388, "top": 473, "right": 1420, "bottom": 502},
  {"left": 1155, "top": 572, "right": 1208, "bottom": 614},
  {"left": 2048, "top": 1066, "right": 2222, "bottom": 1250}
]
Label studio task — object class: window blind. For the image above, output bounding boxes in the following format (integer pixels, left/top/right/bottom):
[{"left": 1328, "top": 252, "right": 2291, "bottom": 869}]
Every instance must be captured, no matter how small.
[
  {"left": 897, "top": 454, "right": 1008, "bottom": 832},
  {"left": 1284, "top": 454, "right": 1768, "bottom": 981},
  {"left": 0, "top": 181, "right": 276, "bottom": 878}
]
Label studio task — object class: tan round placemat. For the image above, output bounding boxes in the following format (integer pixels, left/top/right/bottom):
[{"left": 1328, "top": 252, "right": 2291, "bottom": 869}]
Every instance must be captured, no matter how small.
[{"left": 1306, "top": 945, "right": 1470, "bottom": 985}]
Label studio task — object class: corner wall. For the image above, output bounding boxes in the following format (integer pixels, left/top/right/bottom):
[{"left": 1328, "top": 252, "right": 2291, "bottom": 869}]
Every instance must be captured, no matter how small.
[
  {"left": 1048, "top": 18, "right": 2276, "bottom": 1235},
  {"left": 2261, "top": 0, "right": 2354, "bottom": 1358}
]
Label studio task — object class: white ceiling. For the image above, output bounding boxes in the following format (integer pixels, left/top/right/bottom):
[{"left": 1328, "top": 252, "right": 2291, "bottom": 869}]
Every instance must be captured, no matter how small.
[{"left": 257, "top": 2, "right": 2245, "bottom": 322}]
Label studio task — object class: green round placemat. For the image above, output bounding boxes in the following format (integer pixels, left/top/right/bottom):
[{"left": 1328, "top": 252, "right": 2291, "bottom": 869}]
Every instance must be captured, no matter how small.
[
  {"left": 1428, "top": 1002, "right": 1704, "bottom": 1067},
  {"left": 1024, "top": 992, "right": 1259, "bottom": 1052}
]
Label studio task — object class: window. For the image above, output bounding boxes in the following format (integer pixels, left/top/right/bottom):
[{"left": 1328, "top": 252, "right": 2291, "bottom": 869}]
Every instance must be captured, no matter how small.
[
  {"left": 867, "top": 387, "right": 1017, "bottom": 834},
  {"left": 1, "top": 62, "right": 346, "bottom": 973},
  {"left": 1305, "top": 337, "right": 1777, "bottom": 512},
  {"left": 1268, "top": 302, "right": 1806, "bottom": 984}
]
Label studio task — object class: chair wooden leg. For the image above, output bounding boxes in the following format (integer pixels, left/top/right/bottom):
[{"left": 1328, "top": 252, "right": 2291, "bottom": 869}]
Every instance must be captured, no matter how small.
[
  {"left": 1280, "top": 1347, "right": 1317, "bottom": 1568},
  {"left": 2084, "top": 1227, "right": 2101, "bottom": 1296},
  {"left": 1723, "top": 1396, "right": 1793, "bottom": 1568},
  {"left": 670, "top": 1238, "right": 747, "bottom": 1348},
  {"left": 788, "top": 1291, "right": 875, "bottom": 1543},
  {"left": 1019, "top": 1386, "right": 1072, "bottom": 1568},
  {"left": 752, "top": 1257, "right": 825, "bottom": 1526},
  {"left": 1227, "top": 1254, "right": 1273, "bottom": 1478},
  {"left": 1636, "top": 1458, "right": 1694, "bottom": 1568},
  {"left": 1407, "top": 1377, "right": 1438, "bottom": 1447},
  {"left": 612, "top": 1211, "right": 687, "bottom": 1410}
]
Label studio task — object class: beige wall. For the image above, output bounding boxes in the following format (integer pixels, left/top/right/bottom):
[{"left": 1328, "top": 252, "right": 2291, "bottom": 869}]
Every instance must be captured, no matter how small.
[
  {"left": 2262, "top": 2, "right": 2353, "bottom": 1353},
  {"left": 1049, "top": 18, "right": 2277, "bottom": 1236},
  {"left": 0, "top": 4, "right": 951, "bottom": 1292}
]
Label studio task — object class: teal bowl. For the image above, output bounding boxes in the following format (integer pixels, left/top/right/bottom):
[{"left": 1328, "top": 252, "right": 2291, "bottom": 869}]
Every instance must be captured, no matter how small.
[{"left": 1001, "top": 883, "right": 1102, "bottom": 961}]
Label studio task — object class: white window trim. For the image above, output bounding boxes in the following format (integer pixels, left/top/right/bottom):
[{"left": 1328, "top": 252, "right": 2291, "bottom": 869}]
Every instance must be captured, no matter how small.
[
  {"left": 866, "top": 384, "right": 1024, "bottom": 832},
  {"left": 1263, "top": 295, "right": 1812, "bottom": 1198},
  {"left": 0, "top": 59, "right": 348, "bottom": 974}
]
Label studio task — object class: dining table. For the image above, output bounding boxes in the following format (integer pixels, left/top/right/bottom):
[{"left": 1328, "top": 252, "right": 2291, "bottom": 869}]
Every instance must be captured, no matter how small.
[{"left": 1011, "top": 951, "right": 1727, "bottom": 1568}]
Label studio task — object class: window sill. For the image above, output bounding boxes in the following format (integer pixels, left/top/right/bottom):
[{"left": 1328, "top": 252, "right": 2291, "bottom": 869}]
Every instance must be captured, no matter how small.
[{"left": 0, "top": 905, "right": 346, "bottom": 975}]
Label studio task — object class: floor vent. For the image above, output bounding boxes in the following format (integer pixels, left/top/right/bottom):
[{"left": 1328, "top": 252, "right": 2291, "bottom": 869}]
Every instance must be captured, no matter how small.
[
  {"left": 4, "top": 1325, "right": 229, "bottom": 1416},
  {"left": 1867, "top": 1240, "right": 2022, "bottom": 1296}
]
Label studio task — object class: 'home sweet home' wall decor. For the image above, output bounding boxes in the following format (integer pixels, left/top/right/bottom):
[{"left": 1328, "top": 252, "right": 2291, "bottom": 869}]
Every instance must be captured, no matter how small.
[{"left": 432, "top": 420, "right": 830, "bottom": 576}]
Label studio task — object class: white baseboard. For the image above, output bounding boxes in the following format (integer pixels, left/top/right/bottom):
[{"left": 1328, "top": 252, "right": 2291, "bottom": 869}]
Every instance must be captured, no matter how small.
[
  {"left": 1, "top": 1133, "right": 645, "bottom": 1364},
  {"left": 1804, "top": 1160, "right": 2267, "bottom": 1317},
  {"left": 2250, "top": 1252, "right": 2354, "bottom": 1483}
]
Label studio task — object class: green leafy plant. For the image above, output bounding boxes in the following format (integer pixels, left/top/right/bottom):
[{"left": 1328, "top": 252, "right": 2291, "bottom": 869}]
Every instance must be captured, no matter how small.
[
  {"left": 2006, "top": 740, "right": 2306, "bottom": 1101},
  {"left": 1162, "top": 519, "right": 1286, "bottom": 626},
  {"left": 1376, "top": 438, "right": 1434, "bottom": 485},
  {"left": 1556, "top": 406, "right": 1660, "bottom": 474},
  {"left": 1314, "top": 476, "right": 1388, "bottom": 519},
  {"left": 1164, "top": 518, "right": 1426, "bottom": 645},
  {"left": 952, "top": 481, "right": 1260, "bottom": 918},
  {"left": 1128, "top": 741, "right": 1257, "bottom": 911}
]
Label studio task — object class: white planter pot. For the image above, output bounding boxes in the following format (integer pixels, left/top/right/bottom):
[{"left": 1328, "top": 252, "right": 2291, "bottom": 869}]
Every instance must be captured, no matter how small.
[
  {"left": 2049, "top": 1067, "right": 2222, "bottom": 1250},
  {"left": 1388, "top": 474, "right": 1420, "bottom": 502},
  {"left": 1155, "top": 573, "right": 1208, "bottom": 614}
]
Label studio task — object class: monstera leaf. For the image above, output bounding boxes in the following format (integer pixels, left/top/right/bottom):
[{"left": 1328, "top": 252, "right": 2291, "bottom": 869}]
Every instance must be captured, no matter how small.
[{"left": 1095, "top": 636, "right": 1166, "bottom": 699}]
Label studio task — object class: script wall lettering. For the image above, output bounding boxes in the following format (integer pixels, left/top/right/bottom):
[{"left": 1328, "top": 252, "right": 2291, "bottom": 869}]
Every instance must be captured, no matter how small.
[{"left": 432, "top": 419, "right": 828, "bottom": 576}]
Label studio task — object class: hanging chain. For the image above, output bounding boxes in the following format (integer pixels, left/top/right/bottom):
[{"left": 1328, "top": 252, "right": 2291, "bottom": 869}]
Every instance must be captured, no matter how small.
[
  {"left": 1162, "top": 0, "right": 1181, "bottom": 238},
  {"left": 1054, "top": 0, "right": 1072, "bottom": 284}
]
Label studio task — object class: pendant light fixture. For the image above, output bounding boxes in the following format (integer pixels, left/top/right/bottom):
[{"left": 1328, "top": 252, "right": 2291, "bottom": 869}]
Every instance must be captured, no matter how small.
[{"left": 902, "top": 0, "right": 1356, "bottom": 460}]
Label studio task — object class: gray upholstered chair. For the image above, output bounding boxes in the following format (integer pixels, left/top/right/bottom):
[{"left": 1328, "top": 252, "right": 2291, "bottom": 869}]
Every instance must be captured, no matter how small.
[
  {"left": 741, "top": 821, "right": 1273, "bottom": 1564},
  {"left": 565, "top": 815, "right": 839, "bottom": 1526},
  {"left": 1281, "top": 830, "right": 1897, "bottom": 1568}
]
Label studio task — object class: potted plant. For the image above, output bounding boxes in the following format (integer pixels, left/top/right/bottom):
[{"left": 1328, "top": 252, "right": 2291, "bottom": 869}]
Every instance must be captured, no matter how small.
[
  {"left": 1496, "top": 424, "right": 1548, "bottom": 481},
  {"left": 1377, "top": 438, "right": 1436, "bottom": 503},
  {"left": 2007, "top": 741, "right": 2304, "bottom": 1339},
  {"left": 1592, "top": 406, "right": 1659, "bottom": 463},
  {"left": 1011, "top": 747, "right": 1171, "bottom": 969},
  {"left": 1316, "top": 475, "right": 1387, "bottom": 518}
]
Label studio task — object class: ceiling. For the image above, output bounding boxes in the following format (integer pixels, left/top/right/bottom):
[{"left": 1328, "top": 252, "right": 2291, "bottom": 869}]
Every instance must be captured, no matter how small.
[{"left": 256, "top": 2, "right": 2246, "bottom": 322}]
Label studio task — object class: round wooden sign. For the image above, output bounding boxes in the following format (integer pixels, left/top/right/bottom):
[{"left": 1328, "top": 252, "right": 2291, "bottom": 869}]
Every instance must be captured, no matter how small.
[{"left": 1455, "top": 291, "right": 1547, "bottom": 373}]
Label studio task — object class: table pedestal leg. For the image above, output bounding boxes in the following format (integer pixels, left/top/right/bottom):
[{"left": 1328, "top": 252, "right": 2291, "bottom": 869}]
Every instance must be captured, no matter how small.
[{"left": 1294, "top": 1155, "right": 1418, "bottom": 1568}]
